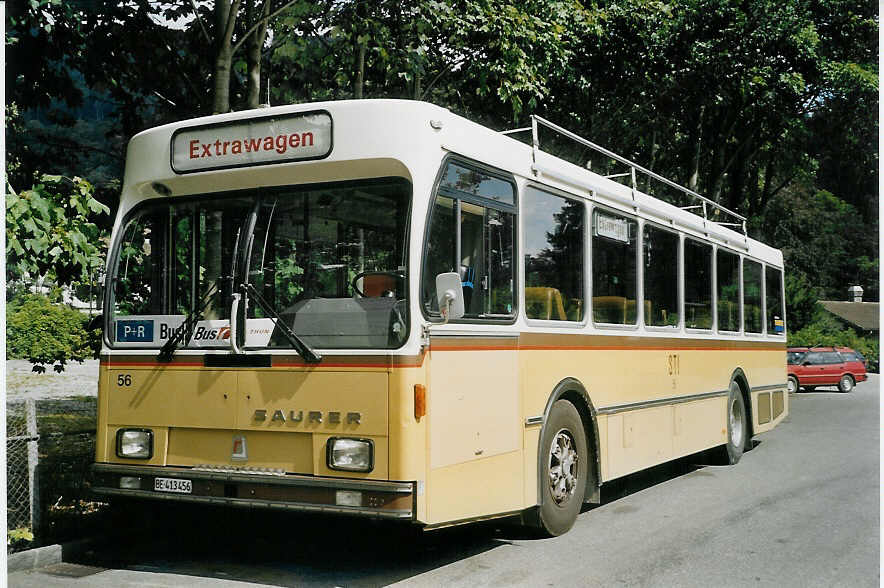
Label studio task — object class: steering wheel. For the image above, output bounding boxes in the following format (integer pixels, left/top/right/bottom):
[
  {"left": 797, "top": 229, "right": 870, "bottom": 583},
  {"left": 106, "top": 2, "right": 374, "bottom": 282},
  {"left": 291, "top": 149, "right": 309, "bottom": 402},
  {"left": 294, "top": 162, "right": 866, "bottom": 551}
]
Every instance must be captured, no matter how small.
[{"left": 351, "top": 271, "right": 405, "bottom": 298}]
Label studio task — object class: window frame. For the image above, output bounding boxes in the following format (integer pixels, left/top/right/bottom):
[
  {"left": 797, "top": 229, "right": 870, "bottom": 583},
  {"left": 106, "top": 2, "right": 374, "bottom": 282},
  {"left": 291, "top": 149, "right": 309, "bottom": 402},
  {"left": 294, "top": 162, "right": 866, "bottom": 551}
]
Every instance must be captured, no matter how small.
[
  {"left": 589, "top": 203, "right": 640, "bottom": 331},
  {"left": 522, "top": 182, "right": 588, "bottom": 327},
  {"left": 715, "top": 246, "right": 742, "bottom": 335},
  {"left": 420, "top": 154, "right": 519, "bottom": 325},
  {"left": 764, "top": 264, "right": 786, "bottom": 338},
  {"left": 742, "top": 257, "right": 764, "bottom": 335},
  {"left": 683, "top": 236, "right": 714, "bottom": 333},
  {"left": 641, "top": 220, "right": 683, "bottom": 331}
]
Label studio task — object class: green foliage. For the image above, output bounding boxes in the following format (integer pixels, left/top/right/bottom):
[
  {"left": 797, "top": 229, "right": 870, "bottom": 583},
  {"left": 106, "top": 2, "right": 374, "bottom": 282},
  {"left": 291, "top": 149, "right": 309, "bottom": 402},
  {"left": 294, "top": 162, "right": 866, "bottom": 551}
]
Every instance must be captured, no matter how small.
[
  {"left": 6, "top": 294, "right": 101, "bottom": 373},
  {"left": 7, "top": 527, "right": 34, "bottom": 548},
  {"left": 759, "top": 186, "right": 878, "bottom": 313},
  {"left": 6, "top": 175, "right": 109, "bottom": 287}
]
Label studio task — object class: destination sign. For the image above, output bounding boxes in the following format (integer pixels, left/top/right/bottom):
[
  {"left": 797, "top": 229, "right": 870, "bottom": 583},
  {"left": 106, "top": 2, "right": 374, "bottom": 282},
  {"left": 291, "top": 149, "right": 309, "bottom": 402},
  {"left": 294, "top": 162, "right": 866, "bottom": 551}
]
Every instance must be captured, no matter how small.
[{"left": 171, "top": 111, "right": 332, "bottom": 173}]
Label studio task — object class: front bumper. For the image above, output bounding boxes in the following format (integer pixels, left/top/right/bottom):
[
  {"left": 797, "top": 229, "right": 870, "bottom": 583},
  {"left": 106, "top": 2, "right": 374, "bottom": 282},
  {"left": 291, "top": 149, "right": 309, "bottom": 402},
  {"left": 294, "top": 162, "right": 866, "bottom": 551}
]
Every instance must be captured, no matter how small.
[{"left": 92, "top": 463, "right": 415, "bottom": 520}]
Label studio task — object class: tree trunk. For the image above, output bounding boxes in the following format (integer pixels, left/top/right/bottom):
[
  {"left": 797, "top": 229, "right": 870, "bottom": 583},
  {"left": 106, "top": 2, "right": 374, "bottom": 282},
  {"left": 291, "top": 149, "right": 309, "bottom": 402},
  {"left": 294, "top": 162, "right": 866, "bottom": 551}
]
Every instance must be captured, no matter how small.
[
  {"left": 354, "top": 43, "right": 365, "bottom": 99},
  {"left": 246, "top": 0, "right": 271, "bottom": 109},
  {"left": 213, "top": 46, "right": 234, "bottom": 114},
  {"left": 687, "top": 106, "right": 704, "bottom": 193},
  {"left": 212, "top": 0, "right": 241, "bottom": 114},
  {"left": 647, "top": 127, "right": 658, "bottom": 195},
  {"left": 353, "top": 1, "right": 367, "bottom": 99},
  {"left": 710, "top": 143, "right": 726, "bottom": 204}
]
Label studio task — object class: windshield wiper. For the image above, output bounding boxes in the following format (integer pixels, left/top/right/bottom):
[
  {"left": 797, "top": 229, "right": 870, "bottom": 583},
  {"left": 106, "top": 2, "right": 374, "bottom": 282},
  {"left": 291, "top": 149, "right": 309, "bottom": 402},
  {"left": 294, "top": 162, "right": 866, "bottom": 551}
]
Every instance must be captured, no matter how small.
[
  {"left": 157, "top": 281, "right": 220, "bottom": 362},
  {"left": 243, "top": 282, "right": 322, "bottom": 363}
]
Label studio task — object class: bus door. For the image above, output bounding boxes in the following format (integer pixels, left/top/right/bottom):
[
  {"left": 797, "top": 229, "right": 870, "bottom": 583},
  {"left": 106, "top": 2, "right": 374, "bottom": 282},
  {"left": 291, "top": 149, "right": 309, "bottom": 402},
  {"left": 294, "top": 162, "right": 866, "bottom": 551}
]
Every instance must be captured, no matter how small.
[{"left": 422, "top": 158, "right": 523, "bottom": 523}]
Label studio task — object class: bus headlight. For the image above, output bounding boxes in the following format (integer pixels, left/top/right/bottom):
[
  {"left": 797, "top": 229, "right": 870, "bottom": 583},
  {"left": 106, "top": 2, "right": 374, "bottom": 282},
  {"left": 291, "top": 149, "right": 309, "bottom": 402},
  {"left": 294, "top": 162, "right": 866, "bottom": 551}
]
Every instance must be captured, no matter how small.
[
  {"left": 116, "top": 429, "right": 153, "bottom": 459},
  {"left": 326, "top": 438, "right": 373, "bottom": 472}
]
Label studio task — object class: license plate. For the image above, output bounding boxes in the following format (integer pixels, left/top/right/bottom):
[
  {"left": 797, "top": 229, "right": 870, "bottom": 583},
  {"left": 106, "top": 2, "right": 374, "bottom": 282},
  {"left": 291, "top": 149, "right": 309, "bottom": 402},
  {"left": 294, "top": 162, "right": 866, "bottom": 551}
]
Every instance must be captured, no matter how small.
[{"left": 154, "top": 477, "right": 192, "bottom": 494}]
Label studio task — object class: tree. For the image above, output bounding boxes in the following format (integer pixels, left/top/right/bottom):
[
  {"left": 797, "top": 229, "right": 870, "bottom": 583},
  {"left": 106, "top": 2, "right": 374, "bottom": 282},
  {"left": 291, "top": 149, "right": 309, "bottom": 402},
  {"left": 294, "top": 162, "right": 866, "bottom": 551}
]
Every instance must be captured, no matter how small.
[{"left": 6, "top": 175, "right": 110, "bottom": 290}]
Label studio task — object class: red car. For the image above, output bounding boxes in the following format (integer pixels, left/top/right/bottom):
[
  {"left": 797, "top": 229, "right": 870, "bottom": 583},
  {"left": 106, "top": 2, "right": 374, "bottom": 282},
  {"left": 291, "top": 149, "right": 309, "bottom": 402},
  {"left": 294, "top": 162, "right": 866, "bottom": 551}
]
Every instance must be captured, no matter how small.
[{"left": 787, "top": 346, "right": 867, "bottom": 393}]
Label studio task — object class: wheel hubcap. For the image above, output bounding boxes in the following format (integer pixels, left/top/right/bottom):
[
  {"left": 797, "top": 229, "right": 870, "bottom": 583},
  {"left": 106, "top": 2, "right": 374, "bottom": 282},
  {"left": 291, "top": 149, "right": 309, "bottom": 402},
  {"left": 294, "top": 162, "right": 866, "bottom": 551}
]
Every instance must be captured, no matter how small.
[
  {"left": 729, "top": 386, "right": 744, "bottom": 447},
  {"left": 787, "top": 379, "right": 796, "bottom": 393},
  {"left": 548, "top": 429, "right": 579, "bottom": 505},
  {"left": 841, "top": 376, "right": 852, "bottom": 391}
]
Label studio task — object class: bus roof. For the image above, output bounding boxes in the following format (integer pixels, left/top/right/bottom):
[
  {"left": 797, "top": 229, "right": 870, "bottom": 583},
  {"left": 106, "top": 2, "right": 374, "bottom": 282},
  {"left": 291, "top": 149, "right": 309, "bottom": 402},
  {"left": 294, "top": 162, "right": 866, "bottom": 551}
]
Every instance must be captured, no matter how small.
[{"left": 122, "top": 99, "right": 782, "bottom": 267}]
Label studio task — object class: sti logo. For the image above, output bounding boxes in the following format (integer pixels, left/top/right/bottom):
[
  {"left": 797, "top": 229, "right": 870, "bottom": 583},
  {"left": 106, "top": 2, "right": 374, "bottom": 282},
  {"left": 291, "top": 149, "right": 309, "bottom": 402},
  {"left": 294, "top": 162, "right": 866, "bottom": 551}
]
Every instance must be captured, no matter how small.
[{"left": 116, "top": 320, "right": 154, "bottom": 343}]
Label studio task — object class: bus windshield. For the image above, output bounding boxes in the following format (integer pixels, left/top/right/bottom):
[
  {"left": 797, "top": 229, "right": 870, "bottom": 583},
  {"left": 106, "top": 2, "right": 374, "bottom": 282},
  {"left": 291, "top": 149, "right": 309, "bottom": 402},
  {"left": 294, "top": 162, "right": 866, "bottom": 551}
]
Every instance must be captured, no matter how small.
[{"left": 109, "top": 177, "right": 411, "bottom": 351}]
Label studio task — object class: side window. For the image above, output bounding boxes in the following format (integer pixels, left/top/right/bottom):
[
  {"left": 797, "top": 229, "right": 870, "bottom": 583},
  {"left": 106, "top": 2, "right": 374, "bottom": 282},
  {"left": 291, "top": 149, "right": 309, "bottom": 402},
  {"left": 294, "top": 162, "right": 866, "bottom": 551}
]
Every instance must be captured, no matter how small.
[
  {"left": 743, "top": 259, "right": 763, "bottom": 333},
  {"left": 717, "top": 249, "right": 740, "bottom": 332},
  {"left": 643, "top": 225, "right": 679, "bottom": 327},
  {"left": 592, "top": 209, "right": 637, "bottom": 324},
  {"left": 421, "top": 160, "right": 516, "bottom": 319},
  {"left": 684, "top": 239, "right": 712, "bottom": 329},
  {"left": 806, "top": 351, "right": 841, "bottom": 365},
  {"left": 421, "top": 196, "right": 456, "bottom": 314},
  {"left": 804, "top": 352, "right": 824, "bottom": 364},
  {"left": 523, "top": 187, "right": 584, "bottom": 321},
  {"left": 822, "top": 352, "right": 843, "bottom": 364},
  {"left": 765, "top": 266, "right": 785, "bottom": 335}
]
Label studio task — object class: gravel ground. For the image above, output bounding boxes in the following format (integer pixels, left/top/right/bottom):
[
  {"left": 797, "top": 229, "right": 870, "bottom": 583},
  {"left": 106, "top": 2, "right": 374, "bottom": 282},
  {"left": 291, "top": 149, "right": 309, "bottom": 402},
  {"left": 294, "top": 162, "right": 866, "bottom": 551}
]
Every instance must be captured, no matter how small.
[{"left": 6, "top": 360, "right": 99, "bottom": 399}]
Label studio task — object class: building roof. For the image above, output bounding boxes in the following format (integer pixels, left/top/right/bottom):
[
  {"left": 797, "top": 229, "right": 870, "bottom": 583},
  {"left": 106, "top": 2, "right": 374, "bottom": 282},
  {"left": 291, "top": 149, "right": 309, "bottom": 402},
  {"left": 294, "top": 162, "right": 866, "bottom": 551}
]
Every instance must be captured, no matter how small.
[{"left": 818, "top": 300, "right": 880, "bottom": 331}]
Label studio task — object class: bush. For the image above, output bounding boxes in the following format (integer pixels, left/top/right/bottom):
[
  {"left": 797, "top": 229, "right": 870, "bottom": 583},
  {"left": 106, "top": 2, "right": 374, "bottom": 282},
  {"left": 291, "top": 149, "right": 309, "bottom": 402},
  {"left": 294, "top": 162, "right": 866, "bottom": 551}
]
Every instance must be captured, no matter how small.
[{"left": 6, "top": 294, "right": 100, "bottom": 372}]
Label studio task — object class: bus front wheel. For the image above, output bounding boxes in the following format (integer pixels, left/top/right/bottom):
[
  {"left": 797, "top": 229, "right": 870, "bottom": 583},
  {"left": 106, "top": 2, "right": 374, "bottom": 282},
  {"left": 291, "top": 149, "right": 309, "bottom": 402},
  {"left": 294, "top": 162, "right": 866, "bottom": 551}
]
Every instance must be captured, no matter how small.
[{"left": 535, "top": 400, "right": 588, "bottom": 536}]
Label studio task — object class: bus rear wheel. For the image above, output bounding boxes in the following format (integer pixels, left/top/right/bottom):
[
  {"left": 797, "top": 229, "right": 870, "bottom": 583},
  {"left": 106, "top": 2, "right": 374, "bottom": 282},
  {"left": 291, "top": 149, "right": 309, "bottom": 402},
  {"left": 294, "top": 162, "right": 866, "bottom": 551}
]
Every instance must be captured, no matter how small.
[
  {"left": 535, "top": 400, "right": 588, "bottom": 536},
  {"left": 724, "top": 381, "right": 748, "bottom": 465}
]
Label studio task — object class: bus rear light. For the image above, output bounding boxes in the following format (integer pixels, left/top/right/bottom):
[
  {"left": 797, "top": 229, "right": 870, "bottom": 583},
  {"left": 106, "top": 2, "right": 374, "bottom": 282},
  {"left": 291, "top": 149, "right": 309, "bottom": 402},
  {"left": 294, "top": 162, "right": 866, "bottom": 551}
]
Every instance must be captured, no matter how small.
[
  {"left": 116, "top": 429, "right": 153, "bottom": 459},
  {"left": 414, "top": 384, "right": 426, "bottom": 421},
  {"left": 327, "top": 437, "right": 373, "bottom": 472}
]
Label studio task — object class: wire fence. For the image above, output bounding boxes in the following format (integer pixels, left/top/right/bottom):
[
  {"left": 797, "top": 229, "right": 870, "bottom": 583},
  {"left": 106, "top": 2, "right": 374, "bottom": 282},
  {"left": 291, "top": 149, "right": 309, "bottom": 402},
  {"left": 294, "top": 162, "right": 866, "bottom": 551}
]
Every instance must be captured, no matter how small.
[
  {"left": 6, "top": 399, "right": 39, "bottom": 531},
  {"left": 6, "top": 397, "right": 99, "bottom": 541}
]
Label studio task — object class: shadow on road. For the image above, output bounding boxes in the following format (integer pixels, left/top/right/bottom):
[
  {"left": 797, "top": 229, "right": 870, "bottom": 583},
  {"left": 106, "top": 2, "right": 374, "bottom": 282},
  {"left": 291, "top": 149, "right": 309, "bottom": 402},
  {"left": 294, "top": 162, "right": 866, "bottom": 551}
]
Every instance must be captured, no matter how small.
[
  {"left": 65, "top": 451, "right": 742, "bottom": 586},
  {"left": 72, "top": 505, "right": 514, "bottom": 586}
]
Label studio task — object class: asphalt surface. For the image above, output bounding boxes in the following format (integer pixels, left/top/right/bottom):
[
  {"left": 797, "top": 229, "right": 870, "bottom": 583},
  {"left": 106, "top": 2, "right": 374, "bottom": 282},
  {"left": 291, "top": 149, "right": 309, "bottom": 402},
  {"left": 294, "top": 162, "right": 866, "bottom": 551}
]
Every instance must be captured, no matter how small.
[
  {"left": 8, "top": 375, "right": 880, "bottom": 587},
  {"left": 6, "top": 359, "right": 99, "bottom": 399}
]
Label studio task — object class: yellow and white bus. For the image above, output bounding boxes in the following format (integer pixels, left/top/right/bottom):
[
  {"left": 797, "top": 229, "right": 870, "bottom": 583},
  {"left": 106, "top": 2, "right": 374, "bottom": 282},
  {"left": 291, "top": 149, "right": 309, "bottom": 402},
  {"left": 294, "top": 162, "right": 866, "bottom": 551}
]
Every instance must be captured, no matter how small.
[{"left": 92, "top": 100, "right": 787, "bottom": 535}]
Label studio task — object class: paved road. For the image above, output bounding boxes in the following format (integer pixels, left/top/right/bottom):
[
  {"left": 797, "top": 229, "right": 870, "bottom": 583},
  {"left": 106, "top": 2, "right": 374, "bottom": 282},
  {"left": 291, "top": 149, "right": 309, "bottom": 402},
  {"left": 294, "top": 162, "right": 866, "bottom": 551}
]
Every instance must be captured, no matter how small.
[{"left": 9, "top": 376, "right": 879, "bottom": 587}]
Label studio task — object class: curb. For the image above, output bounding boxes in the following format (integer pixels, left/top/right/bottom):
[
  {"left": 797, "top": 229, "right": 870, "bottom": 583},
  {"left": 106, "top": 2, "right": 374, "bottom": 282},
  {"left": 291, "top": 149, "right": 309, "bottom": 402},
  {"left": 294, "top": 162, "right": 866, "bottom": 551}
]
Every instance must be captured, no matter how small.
[{"left": 8, "top": 538, "right": 97, "bottom": 573}]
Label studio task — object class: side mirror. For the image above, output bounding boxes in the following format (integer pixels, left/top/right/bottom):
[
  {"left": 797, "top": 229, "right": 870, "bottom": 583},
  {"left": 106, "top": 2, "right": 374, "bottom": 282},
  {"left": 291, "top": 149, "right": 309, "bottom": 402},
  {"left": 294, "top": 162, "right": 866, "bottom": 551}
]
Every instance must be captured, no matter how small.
[{"left": 435, "top": 272, "right": 464, "bottom": 323}]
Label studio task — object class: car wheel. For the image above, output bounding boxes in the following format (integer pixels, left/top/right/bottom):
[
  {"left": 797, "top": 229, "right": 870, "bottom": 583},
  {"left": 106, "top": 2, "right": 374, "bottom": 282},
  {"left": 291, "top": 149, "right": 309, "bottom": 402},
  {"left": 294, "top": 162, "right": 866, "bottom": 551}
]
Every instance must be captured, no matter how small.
[
  {"left": 838, "top": 374, "right": 855, "bottom": 393},
  {"left": 787, "top": 375, "right": 799, "bottom": 394},
  {"left": 535, "top": 400, "right": 588, "bottom": 536},
  {"left": 724, "top": 381, "right": 748, "bottom": 465}
]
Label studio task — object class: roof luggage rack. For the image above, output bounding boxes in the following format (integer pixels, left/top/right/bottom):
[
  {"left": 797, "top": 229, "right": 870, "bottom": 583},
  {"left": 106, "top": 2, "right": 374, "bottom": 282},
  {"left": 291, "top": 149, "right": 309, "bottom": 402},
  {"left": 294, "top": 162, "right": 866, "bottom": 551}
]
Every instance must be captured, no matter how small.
[{"left": 502, "top": 115, "right": 747, "bottom": 236}]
